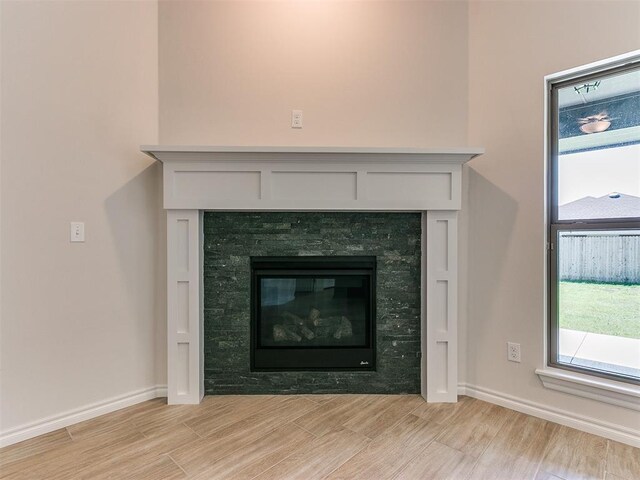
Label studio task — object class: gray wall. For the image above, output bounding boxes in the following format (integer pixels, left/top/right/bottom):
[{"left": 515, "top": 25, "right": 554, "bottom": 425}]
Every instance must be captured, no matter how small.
[
  {"left": 466, "top": 0, "right": 640, "bottom": 428},
  {"left": 0, "top": 1, "right": 161, "bottom": 433}
]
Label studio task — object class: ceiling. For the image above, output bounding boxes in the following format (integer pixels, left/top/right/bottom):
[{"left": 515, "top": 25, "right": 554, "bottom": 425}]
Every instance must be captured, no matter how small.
[{"left": 558, "top": 68, "right": 640, "bottom": 108}]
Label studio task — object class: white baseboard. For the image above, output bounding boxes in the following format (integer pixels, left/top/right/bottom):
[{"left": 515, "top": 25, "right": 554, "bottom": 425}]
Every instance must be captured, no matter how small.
[
  {"left": 0, "top": 385, "right": 168, "bottom": 448},
  {"left": 458, "top": 383, "right": 640, "bottom": 448},
  {"left": 4, "top": 384, "right": 637, "bottom": 449}
]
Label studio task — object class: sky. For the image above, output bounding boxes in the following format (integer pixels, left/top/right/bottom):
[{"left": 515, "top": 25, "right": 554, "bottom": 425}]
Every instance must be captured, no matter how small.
[{"left": 558, "top": 143, "right": 640, "bottom": 206}]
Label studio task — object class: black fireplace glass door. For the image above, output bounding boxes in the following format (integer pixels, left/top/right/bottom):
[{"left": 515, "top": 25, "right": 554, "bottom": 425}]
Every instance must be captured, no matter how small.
[
  {"left": 258, "top": 274, "right": 370, "bottom": 348},
  {"left": 251, "top": 256, "right": 376, "bottom": 371}
]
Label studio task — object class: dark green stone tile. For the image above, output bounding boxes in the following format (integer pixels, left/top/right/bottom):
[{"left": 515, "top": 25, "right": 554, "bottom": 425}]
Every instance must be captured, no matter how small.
[{"left": 203, "top": 212, "right": 421, "bottom": 395}]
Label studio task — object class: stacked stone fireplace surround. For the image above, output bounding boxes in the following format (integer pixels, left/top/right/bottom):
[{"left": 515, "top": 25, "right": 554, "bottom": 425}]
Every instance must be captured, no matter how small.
[{"left": 204, "top": 212, "right": 422, "bottom": 394}]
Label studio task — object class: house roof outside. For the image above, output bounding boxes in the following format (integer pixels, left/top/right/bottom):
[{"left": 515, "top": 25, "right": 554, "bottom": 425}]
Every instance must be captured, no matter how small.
[{"left": 559, "top": 193, "right": 640, "bottom": 220}]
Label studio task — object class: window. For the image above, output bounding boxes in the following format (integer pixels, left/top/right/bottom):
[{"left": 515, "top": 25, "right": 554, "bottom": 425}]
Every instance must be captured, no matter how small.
[{"left": 548, "top": 57, "right": 640, "bottom": 384}]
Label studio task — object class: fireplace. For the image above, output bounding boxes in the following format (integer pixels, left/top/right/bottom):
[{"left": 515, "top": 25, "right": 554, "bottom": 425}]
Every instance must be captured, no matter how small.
[
  {"left": 251, "top": 256, "right": 376, "bottom": 371},
  {"left": 142, "top": 145, "right": 483, "bottom": 403}
]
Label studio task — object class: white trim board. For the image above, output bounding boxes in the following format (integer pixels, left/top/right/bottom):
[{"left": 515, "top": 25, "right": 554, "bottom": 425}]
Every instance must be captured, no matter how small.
[
  {"left": 141, "top": 145, "right": 485, "bottom": 158},
  {"left": 458, "top": 383, "right": 640, "bottom": 448},
  {"left": 0, "top": 385, "right": 167, "bottom": 448},
  {"left": 536, "top": 368, "right": 640, "bottom": 412}
]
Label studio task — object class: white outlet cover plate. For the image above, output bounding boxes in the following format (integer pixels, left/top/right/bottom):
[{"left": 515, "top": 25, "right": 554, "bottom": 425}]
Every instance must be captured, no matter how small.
[
  {"left": 507, "top": 342, "right": 521, "bottom": 362},
  {"left": 291, "top": 110, "right": 303, "bottom": 128}
]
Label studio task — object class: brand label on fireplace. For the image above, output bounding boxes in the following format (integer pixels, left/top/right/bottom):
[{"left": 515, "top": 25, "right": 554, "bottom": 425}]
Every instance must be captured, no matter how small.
[{"left": 360, "top": 361, "right": 369, "bottom": 366}]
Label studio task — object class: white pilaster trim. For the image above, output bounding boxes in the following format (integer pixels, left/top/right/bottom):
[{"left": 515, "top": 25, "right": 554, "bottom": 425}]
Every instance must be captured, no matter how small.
[
  {"left": 167, "top": 209, "right": 203, "bottom": 404},
  {"left": 425, "top": 211, "right": 458, "bottom": 402},
  {"left": 420, "top": 213, "right": 428, "bottom": 399}
]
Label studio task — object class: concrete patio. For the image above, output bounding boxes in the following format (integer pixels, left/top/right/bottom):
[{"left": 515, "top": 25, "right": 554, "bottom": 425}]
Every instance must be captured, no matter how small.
[{"left": 559, "top": 328, "right": 640, "bottom": 378}]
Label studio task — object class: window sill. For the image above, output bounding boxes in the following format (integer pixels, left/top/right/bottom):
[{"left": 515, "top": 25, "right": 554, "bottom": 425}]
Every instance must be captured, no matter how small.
[{"left": 536, "top": 367, "right": 640, "bottom": 411}]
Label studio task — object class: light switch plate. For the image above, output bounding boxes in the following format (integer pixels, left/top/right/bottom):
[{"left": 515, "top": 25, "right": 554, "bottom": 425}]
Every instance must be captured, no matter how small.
[{"left": 70, "top": 222, "right": 85, "bottom": 242}]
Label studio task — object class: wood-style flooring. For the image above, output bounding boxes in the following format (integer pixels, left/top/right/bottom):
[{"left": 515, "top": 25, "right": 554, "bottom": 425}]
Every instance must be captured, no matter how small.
[{"left": 0, "top": 395, "right": 638, "bottom": 480}]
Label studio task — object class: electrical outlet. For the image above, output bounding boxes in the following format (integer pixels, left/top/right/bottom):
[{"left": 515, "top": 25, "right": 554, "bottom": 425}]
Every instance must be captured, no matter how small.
[
  {"left": 291, "top": 110, "right": 303, "bottom": 129},
  {"left": 507, "top": 342, "right": 521, "bottom": 363}
]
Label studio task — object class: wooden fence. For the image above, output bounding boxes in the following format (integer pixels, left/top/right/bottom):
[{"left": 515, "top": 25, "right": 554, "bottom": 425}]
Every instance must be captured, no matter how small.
[{"left": 559, "top": 233, "right": 640, "bottom": 284}]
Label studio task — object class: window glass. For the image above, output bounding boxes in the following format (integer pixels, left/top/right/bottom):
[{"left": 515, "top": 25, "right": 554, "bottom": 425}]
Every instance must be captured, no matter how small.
[
  {"left": 556, "top": 229, "right": 640, "bottom": 380},
  {"left": 556, "top": 68, "right": 640, "bottom": 221}
]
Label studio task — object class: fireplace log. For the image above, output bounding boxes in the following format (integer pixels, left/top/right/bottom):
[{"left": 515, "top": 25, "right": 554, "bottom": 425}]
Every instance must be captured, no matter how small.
[
  {"left": 299, "top": 325, "right": 316, "bottom": 340},
  {"left": 282, "top": 311, "right": 305, "bottom": 326},
  {"left": 273, "top": 324, "right": 287, "bottom": 341},
  {"left": 273, "top": 324, "right": 302, "bottom": 342},
  {"left": 314, "top": 326, "right": 333, "bottom": 338},
  {"left": 283, "top": 325, "right": 302, "bottom": 342},
  {"left": 312, "top": 315, "right": 342, "bottom": 328},
  {"left": 308, "top": 308, "right": 321, "bottom": 323},
  {"left": 333, "top": 316, "right": 353, "bottom": 339}
]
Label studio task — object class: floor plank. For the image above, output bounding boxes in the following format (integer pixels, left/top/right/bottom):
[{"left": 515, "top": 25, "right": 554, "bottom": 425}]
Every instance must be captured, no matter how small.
[
  {"left": 0, "top": 429, "right": 71, "bottom": 466},
  {"left": 66, "top": 409, "right": 141, "bottom": 442},
  {"left": 299, "top": 394, "right": 337, "bottom": 405},
  {"left": 170, "top": 396, "right": 318, "bottom": 472},
  {"left": 605, "top": 474, "right": 632, "bottom": 480},
  {"left": 606, "top": 440, "right": 640, "bottom": 480},
  {"left": 470, "top": 411, "right": 559, "bottom": 480},
  {"left": 538, "top": 424, "right": 607, "bottom": 480},
  {"left": 327, "top": 413, "right": 442, "bottom": 480},
  {"left": 1, "top": 429, "right": 146, "bottom": 480},
  {"left": 435, "top": 397, "right": 517, "bottom": 458},
  {"left": 252, "top": 427, "right": 370, "bottom": 480},
  {"left": 534, "top": 471, "right": 566, "bottom": 480},
  {"left": 293, "top": 395, "right": 374, "bottom": 437},
  {"left": 183, "top": 395, "right": 278, "bottom": 437},
  {"left": 186, "top": 424, "right": 314, "bottom": 480},
  {"left": 76, "top": 451, "right": 186, "bottom": 480},
  {"left": 342, "top": 394, "right": 423, "bottom": 439},
  {"left": 411, "top": 394, "right": 474, "bottom": 424},
  {"left": 393, "top": 440, "right": 477, "bottom": 480}
]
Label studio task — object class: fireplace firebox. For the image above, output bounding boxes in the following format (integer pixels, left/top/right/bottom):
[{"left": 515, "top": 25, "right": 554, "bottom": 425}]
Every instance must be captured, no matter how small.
[{"left": 251, "top": 256, "right": 376, "bottom": 371}]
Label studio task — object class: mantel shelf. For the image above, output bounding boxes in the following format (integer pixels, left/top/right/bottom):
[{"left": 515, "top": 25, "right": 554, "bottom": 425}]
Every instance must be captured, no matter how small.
[
  {"left": 141, "top": 145, "right": 484, "bottom": 164},
  {"left": 141, "top": 144, "right": 484, "bottom": 212}
]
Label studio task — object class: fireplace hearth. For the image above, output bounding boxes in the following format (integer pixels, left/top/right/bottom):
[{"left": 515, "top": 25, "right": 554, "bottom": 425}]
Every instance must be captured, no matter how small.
[{"left": 251, "top": 256, "right": 376, "bottom": 371}]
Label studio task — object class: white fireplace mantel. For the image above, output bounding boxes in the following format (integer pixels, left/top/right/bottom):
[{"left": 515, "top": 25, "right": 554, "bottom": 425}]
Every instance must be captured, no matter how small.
[{"left": 142, "top": 145, "right": 483, "bottom": 405}]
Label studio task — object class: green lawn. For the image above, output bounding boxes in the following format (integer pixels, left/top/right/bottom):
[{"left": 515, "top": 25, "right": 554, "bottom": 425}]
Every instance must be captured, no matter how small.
[{"left": 559, "top": 282, "right": 640, "bottom": 339}]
